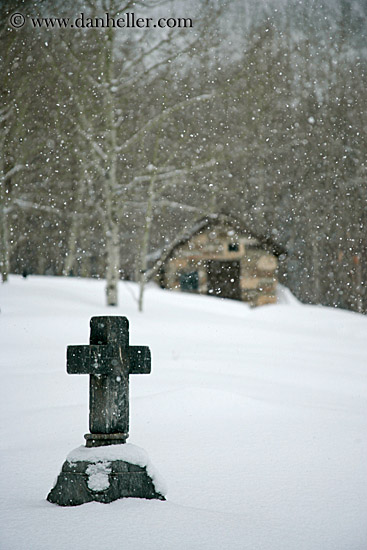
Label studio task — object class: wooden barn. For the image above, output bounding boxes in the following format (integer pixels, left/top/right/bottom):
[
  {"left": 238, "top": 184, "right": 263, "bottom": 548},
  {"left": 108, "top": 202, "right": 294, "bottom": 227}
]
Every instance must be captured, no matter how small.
[{"left": 155, "top": 216, "right": 283, "bottom": 307}]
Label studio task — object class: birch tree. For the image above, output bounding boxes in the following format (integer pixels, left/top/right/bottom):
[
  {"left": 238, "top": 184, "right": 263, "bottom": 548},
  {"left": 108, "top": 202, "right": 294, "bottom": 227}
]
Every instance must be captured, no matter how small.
[{"left": 49, "top": 0, "right": 219, "bottom": 305}]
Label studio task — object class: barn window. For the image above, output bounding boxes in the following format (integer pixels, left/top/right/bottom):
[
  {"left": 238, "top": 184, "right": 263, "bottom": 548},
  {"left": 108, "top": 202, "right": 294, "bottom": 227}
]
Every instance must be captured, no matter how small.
[
  {"left": 179, "top": 271, "right": 199, "bottom": 292},
  {"left": 228, "top": 243, "right": 239, "bottom": 252}
]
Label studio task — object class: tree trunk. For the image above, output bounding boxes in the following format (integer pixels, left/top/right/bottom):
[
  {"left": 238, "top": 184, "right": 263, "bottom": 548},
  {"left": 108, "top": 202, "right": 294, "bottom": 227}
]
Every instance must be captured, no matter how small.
[
  {"left": 312, "top": 238, "right": 320, "bottom": 304},
  {"left": 106, "top": 222, "right": 120, "bottom": 306},
  {"left": 0, "top": 131, "right": 9, "bottom": 283},
  {"left": 138, "top": 173, "right": 156, "bottom": 312},
  {"left": 63, "top": 177, "right": 86, "bottom": 277},
  {"left": 0, "top": 194, "right": 9, "bottom": 283},
  {"left": 104, "top": 24, "right": 120, "bottom": 307}
]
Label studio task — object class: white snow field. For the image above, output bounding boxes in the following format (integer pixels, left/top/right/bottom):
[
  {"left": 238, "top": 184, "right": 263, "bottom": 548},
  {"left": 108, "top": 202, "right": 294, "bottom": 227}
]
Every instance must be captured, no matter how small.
[{"left": 1, "top": 275, "right": 367, "bottom": 550}]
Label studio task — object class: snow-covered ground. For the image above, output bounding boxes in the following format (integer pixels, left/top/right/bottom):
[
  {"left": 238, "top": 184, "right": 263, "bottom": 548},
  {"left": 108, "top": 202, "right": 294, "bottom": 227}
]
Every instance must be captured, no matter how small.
[{"left": 1, "top": 276, "right": 367, "bottom": 550}]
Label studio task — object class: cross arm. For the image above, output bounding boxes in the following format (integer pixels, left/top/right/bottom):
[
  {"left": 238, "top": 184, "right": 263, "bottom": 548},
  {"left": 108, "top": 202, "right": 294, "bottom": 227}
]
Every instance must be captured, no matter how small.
[
  {"left": 129, "top": 346, "right": 151, "bottom": 374},
  {"left": 67, "top": 345, "right": 117, "bottom": 375}
]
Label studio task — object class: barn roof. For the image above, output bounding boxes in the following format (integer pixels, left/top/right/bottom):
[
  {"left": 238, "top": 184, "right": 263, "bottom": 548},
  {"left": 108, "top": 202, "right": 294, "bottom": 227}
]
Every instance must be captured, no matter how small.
[
  {"left": 168, "top": 214, "right": 286, "bottom": 257},
  {"left": 145, "top": 213, "right": 287, "bottom": 282}
]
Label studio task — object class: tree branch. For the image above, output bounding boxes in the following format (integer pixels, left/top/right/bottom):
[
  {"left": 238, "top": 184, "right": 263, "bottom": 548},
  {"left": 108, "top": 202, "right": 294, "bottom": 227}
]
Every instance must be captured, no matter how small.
[{"left": 116, "top": 93, "right": 214, "bottom": 153}]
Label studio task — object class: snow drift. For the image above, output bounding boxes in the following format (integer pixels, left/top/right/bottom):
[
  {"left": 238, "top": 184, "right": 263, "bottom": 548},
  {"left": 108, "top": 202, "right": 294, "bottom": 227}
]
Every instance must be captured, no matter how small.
[{"left": 1, "top": 276, "right": 367, "bottom": 550}]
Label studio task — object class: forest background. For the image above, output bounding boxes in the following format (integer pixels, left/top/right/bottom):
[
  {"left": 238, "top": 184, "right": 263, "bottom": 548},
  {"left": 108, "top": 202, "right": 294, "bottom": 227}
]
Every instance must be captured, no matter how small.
[{"left": 1, "top": 0, "right": 366, "bottom": 312}]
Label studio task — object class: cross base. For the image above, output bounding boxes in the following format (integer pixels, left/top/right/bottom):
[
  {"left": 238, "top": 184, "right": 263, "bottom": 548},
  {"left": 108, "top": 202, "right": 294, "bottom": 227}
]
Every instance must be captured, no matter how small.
[
  {"left": 84, "top": 433, "right": 128, "bottom": 447},
  {"left": 47, "top": 444, "right": 166, "bottom": 506}
]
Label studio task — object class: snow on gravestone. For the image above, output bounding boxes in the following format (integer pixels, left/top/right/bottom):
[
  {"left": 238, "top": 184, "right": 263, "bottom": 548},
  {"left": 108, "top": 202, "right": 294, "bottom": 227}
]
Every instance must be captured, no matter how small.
[{"left": 47, "top": 316, "right": 166, "bottom": 506}]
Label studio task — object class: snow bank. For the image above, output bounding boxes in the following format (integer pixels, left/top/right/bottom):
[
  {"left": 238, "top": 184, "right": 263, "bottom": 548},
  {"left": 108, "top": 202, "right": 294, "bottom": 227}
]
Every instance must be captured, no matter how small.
[
  {"left": 276, "top": 283, "right": 301, "bottom": 305},
  {"left": 1, "top": 275, "right": 367, "bottom": 550}
]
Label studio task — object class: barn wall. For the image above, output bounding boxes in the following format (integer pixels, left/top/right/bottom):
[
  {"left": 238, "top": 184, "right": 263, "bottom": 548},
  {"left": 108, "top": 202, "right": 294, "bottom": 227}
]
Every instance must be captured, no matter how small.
[{"left": 157, "top": 223, "right": 278, "bottom": 306}]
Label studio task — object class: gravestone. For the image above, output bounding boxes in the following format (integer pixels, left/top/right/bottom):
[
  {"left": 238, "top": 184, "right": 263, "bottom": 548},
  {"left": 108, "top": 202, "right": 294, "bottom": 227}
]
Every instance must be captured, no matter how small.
[
  {"left": 67, "top": 316, "right": 151, "bottom": 447},
  {"left": 47, "top": 316, "right": 165, "bottom": 506}
]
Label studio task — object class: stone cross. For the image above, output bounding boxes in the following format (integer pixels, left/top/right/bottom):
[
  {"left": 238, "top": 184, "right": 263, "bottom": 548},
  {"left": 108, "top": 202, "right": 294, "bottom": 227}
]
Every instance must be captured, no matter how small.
[{"left": 67, "top": 316, "right": 151, "bottom": 447}]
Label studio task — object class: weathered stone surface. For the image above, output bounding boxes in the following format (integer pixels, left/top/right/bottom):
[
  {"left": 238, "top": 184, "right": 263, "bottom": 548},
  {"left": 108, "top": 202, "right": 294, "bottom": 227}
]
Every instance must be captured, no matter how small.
[
  {"left": 84, "top": 433, "right": 128, "bottom": 447},
  {"left": 47, "top": 317, "right": 165, "bottom": 506},
  {"left": 47, "top": 458, "right": 165, "bottom": 506},
  {"left": 67, "top": 316, "right": 151, "bottom": 446}
]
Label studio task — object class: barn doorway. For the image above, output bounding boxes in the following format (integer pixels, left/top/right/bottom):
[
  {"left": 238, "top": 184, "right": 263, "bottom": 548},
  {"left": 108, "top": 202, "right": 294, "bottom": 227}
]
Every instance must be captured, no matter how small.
[
  {"left": 179, "top": 271, "right": 199, "bottom": 292},
  {"left": 206, "top": 261, "right": 241, "bottom": 300}
]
